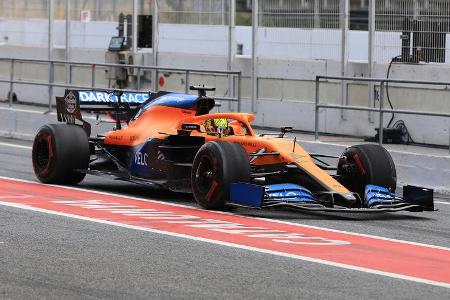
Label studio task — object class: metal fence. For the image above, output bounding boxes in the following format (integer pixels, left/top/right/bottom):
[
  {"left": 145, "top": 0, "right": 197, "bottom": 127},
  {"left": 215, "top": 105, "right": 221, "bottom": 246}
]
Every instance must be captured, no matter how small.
[
  {"left": 0, "top": 0, "right": 138, "bottom": 21},
  {"left": 254, "top": 0, "right": 344, "bottom": 62},
  {"left": 0, "top": 0, "right": 137, "bottom": 51},
  {"left": 1, "top": 0, "right": 450, "bottom": 146},
  {"left": 3, "top": 1, "right": 450, "bottom": 64},
  {"left": 158, "top": 0, "right": 230, "bottom": 25},
  {"left": 258, "top": 0, "right": 341, "bottom": 29},
  {"left": 315, "top": 75, "right": 450, "bottom": 153},
  {"left": 375, "top": 0, "right": 450, "bottom": 64},
  {"left": 0, "top": 57, "right": 242, "bottom": 111}
]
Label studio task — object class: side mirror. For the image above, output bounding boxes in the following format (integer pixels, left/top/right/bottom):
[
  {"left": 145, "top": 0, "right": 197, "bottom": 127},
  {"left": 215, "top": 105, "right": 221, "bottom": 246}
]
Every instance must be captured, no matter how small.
[
  {"left": 279, "top": 126, "right": 293, "bottom": 137},
  {"left": 181, "top": 123, "right": 201, "bottom": 131},
  {"left": 281, "top": 126, "right": 293, "bottom": 134}
]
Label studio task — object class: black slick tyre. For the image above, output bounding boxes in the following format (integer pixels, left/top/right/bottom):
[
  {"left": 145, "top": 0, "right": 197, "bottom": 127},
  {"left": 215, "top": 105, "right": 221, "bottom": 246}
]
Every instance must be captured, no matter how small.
[
  {"left": 191, "top": 141, "right": 250, "bottom": 210},
  {"left": 337, "top": 144, "right": 397, "bottom": 198},
  {"left": 32, "top": 124, "right": 90, "bottom": 185}
]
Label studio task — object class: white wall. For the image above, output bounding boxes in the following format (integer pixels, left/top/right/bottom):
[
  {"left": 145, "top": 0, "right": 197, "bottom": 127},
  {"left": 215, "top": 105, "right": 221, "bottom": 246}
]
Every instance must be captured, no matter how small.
[
  {"left": 0, "top": 19, "right": 116, "bottom": 49},
  {"left": 1, "top": 21, "right": 450, "bottom": 146}
]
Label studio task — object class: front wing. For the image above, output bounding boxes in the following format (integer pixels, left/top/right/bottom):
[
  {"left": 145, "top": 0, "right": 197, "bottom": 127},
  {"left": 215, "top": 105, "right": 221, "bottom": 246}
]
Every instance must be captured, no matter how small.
[{"left": 229, "top": 183, "right": 434, "bottom": 213}]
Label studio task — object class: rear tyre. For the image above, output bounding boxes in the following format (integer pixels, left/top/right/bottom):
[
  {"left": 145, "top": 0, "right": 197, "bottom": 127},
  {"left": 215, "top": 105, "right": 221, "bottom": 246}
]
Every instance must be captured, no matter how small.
[
  {"left": 337, "top": 144, "right": 397, "bottom": 199},
  {"left": 32, "top": 124, "right": 89, "bottom": 185},
  {"left": 191, "top": 141, "right": 250, "bottom": 210}
]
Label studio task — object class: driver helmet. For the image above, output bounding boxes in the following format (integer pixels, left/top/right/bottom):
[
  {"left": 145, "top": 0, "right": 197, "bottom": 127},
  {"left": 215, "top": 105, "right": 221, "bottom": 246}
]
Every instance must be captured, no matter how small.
[{"left": 204, "top": 118, "right": 229, "bottom": 136}]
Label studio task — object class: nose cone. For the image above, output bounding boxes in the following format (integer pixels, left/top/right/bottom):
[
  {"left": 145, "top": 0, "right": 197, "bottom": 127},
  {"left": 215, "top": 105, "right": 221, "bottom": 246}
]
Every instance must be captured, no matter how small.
[
  {"left": 341, "top": 192, "right": 357, "bottom": 202},
  {"left": 332, "top": 192, "right": 358, "bottom": 207}
]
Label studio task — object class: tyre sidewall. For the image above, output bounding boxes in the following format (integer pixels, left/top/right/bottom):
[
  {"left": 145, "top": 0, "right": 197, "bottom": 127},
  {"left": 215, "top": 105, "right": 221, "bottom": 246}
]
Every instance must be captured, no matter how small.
[
  {"left": 191, "top": 142, "right": 227, "bottom": 209},
  {"left": 32, "top": 124, "right": 89, "bottom": 184},
  {"left": 338, "top": 144, "right": 397, "bottom": 198},
  {"left": 191, "top": 141, "right": 250, "bottom": 210},
  {"left": 32, "top": 125, "right": 58, "bottom": 182}
]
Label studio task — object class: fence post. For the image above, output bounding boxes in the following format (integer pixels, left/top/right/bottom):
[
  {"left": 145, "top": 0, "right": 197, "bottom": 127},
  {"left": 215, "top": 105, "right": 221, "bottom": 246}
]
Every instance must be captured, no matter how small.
[
  {"left": 65, "top": 0, "right": 70, "bottom": 84},
  {"left": 251, "top": 0, "right": 258, "bottom": 113},
  {"left": 340, "top": 0, "right": 349, "bottom": 120},
  {"left": 153, "top": 68, "right": 158, "bottom": 92},
  {"left": 48, "top": 61, "right": 54, "bottom": 112},
  {"left": 314, "top": 0, "right": 320, "bottom": 28},
  {"left": 137, "top": 67, "right": 141, "bottom": 90},
  {"left": 48, "top": 0, "right": 54, "bottom": 62},
  {"left": 132, "top": 0, "right": 138, "bottom": 53},
  {"left": 152, "top": 0, "right": 159, "bottom": 92},
  {"left": 378, "top": 81, "right": 385, "bottom": 146},
  {"left": 231, "top": 73, "right": 237, "bottom": 111},
  {"left": 185, "top": 70, "right": 190, "bottom": 94},
  {"left": 315, "top": 76, "right": 320, "bottom": 141},
  {"left": 8, "top": 59, "right": 15, "bottom": 107},
  {"left": 368, "top": 0, "right": 375, "bottom": 123},
  {"left": 227, "top": 0, "right": 236, "bottom": 111},
  {"left": 69, "top": 64, "right": 73, "bottom": 84},
  {"left": 91, "top": 64, "right": 96, "bottom": 87},
  {"left": 237, "top": 73, "right": 242, "bottom": 112}
]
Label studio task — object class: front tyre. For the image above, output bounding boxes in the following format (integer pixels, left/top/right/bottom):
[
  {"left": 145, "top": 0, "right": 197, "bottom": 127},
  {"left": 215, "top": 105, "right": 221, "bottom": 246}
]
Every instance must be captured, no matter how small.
[
  {"left": 32, "top": 124, "right": 89, "bottom": 185},
  {"left": 191, "top": 141, "right": 250, "bottom": 210},
  {"left": 337, "top": 144, "right": 397, "bottom": 199}
]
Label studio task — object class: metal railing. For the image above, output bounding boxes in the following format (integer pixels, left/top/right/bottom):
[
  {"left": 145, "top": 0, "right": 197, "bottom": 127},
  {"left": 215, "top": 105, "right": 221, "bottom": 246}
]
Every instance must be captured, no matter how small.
[
  {"left": 0, "top": 57, "right": 242, "bottom": 111},
  {"left": 315, "top": 75, "right": 450, "bottom": 153}
]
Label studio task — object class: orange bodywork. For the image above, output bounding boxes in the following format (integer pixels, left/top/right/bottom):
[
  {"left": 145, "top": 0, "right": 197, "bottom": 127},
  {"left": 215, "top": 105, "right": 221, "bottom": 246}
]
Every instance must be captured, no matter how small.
[{"left": 104, "top": 105, "right": 350, "bottom": 194}]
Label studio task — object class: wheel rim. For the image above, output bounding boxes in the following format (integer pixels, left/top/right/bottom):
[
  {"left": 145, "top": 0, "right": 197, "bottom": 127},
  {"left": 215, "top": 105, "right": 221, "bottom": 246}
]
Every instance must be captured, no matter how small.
[
  {"left": 338, "top": 154, "right": 367, "bottom": 196},
  {"left": 195, "top": 156, "right": 215, "bottom": 195},
  {"left": 34, "top": 133, "right": 52, "bottom": 174}
]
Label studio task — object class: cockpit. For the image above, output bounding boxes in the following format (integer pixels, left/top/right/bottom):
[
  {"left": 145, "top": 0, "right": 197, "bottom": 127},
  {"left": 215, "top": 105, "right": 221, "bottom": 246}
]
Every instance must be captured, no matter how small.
[{"left": 202, "top": 118, "right": 251, "bottom": 137}]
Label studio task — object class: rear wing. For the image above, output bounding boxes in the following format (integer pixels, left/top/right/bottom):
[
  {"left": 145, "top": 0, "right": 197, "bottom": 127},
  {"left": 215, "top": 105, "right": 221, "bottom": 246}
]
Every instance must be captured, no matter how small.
[
  {"left": 76, "top": 90, "right": 150, "bottom": 107},
  {"left": 56, "top": 89, "right": 152, "bottom": 135}
]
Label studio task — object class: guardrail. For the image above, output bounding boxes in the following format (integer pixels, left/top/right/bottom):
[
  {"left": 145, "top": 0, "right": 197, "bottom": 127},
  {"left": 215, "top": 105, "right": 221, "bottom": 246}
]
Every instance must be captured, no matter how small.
[
  {"left": 315, "top": 75, "right": 450, "bottom": 153},
  {"left": 0, "top": 57, "right": 242, "bottom": 111}
]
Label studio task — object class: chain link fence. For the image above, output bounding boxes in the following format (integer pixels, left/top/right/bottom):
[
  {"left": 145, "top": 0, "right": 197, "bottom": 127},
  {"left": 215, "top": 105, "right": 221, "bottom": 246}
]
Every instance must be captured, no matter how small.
[
  {"left": 375, "top": 0, "right": 450, "bottom": 64},
  {"left": 259, "top": 0, "right": 340, "bottom": 29},
  {"left": 0, "top": 0, "right": 145, "bottom": 49},
  {"left": 256, "top": 0, "right": 342, "bottom": 61},
  {"left": 2, "top": 0, "right": 450, "bottom": 64},
  {"left": 158, "top": 0, "right": 230, "bottom": 25},
  {"left": 0, "top": 0, "right": 140, "bottom": 21}
]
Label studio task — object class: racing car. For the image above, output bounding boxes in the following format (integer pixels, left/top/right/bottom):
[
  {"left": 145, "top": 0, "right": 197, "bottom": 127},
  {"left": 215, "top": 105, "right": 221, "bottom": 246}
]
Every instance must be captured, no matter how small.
[{"left": 31, "top": 86, "right": 434, "bottom": 213}]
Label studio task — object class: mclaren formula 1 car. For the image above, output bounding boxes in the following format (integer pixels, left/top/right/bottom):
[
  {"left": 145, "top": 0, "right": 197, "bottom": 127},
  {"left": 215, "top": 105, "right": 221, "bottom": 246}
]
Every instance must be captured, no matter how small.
[{"left": 31, "top": 86, "right": 434, "bottom": 213}]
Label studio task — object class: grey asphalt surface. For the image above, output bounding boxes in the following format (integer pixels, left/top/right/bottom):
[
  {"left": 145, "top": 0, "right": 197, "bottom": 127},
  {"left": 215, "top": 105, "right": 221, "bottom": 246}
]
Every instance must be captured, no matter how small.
[{"left": 0, "top": 137, "right": 449, "bottom": 299}]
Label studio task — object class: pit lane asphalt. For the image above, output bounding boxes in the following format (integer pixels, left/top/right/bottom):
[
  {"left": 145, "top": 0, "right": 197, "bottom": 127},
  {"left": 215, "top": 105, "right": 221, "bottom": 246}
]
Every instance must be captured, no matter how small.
[{"left": 1, "top": 137, "right": 449, "bottom": 299}]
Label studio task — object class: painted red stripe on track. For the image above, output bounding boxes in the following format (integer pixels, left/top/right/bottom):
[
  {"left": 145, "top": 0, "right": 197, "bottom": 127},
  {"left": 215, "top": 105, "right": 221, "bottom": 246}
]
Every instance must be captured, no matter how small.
[{"left": 0, "top": 178, "right": 449, "bottom": 287}]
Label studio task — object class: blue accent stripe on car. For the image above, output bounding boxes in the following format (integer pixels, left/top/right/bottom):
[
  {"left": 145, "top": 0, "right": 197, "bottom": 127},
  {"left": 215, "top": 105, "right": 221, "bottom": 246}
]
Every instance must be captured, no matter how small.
[{"left": 143, "top": 93, "right": 199, "bottom": 110}]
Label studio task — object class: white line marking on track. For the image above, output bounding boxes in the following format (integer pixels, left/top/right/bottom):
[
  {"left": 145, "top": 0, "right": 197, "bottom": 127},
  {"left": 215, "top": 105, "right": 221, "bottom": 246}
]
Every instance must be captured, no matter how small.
[
  {"left": 0, "top": 106, "right": 100, "bottom": 120},
  {"left": 1, "top": 175, "right": 449, "bottom": 252},
  {"left": 0, "top": 142, "right": 32, "bottom": 150},
  {"left": 436, "top": 201, "right": 450, "bottom": 205},
  {"left": 0, "top": 200, "right": 449, "bottom": 289},
  {"left": 0, "top": 106, "right": 48, "bottom": 114},
  {"left": 0, "top": 194, "right": 32, "bottom": 199}
]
